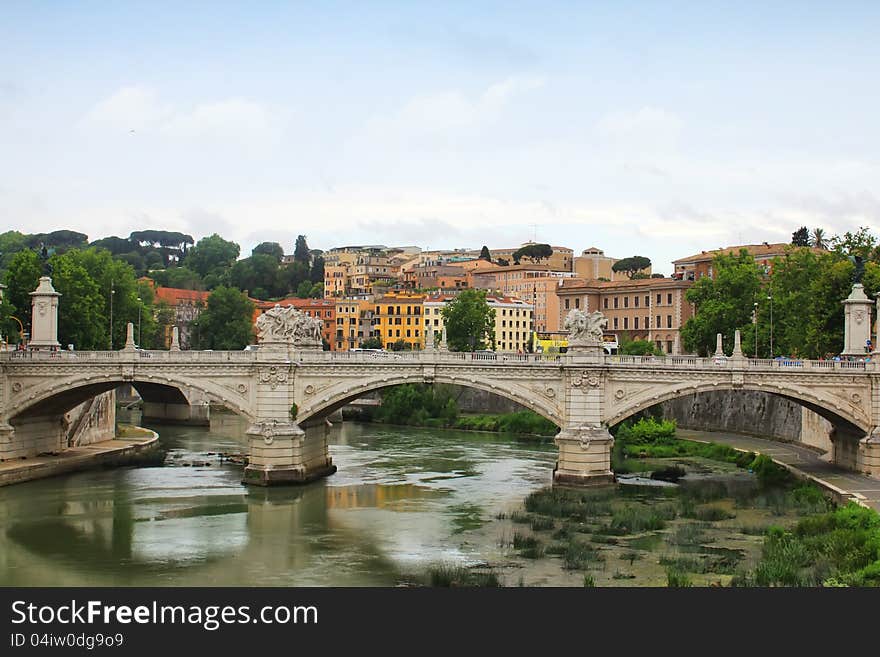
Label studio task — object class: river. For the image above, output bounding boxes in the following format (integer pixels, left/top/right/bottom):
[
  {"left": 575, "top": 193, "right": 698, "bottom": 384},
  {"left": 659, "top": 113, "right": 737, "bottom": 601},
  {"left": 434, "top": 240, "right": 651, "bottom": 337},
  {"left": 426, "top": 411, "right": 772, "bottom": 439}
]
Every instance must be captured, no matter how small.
[
  {"left": 0, "top": 411, "right": 558, "bottom": 586},
  {"left": 0, "top": 411, "right": 811, "bottom": 587}
]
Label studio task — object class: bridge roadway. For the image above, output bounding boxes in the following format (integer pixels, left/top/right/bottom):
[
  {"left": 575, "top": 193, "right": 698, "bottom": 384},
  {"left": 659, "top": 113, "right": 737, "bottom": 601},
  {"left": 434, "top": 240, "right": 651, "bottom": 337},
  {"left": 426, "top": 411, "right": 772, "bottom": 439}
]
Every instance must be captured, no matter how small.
[{"left": 2, "top": 347, "right": 879, "bottom": 486}]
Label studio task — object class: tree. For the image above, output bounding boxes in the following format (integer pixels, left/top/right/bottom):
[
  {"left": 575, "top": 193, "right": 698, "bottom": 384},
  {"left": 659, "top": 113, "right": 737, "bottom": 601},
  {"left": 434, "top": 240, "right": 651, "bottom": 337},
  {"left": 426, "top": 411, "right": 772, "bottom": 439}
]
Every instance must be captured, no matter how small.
[
  {"left": 619, "top": 334, "right": 663, "bottom": 356},
  {"left": 293, "top": 235, "right": 310, "bottom": 265},
  {"left": 513, "top": 243, "right": 553, "bottom": 264},
  {"left": 252, "top": 241, "right": 284, "bottom": 262},
  {"left": 441, "top": 289, "right": 496, "bottom": 352},
  {"left": 3, "top": 249, "right": 42, "bottom": 335},
  {"left": 830, "top": 226, "right": 878, "bottom": 261},
  {"left": 791, "top": 226, "right": 811, "bottom": 247},
  {"left": 296, "top": 280, "right": 314, "bottom": 298},
  {"left": 496, "top": 258, "right": 510, "bottom": 267},
  {"left": 149, "top": 266, "right": 203, "bottom": 290},
  {"left": 811, "top": 228, "right": 828, "bottom": 250},
  {"left": 47, "top": 250, "right": 106, "bottom": 350},
  {"left": 360, "top": 337, "right": 383, "bottom": 349},
  {"left": 184, "top": 234, "right": 240, "bottom": 279},
  {"left": 612, "top": 256, "right": 652, "bottom": 279},
  {"left": 310, "top": 255, "right": 325, "bottom": 284},
  {"left": 0, "top": 231, "right": 27, "bottom": 270},
  {"left": 479, "top": 245, "right": 491, "bottom": 261},
  {"left": 198, "top": 286, "right": 254, "bottom": 349},
  {"left": 680, "top": 250, "right": 763, "bottom": 356},
  {"left": 229, "top": 254, "right": 283, "bottom": 298},
  {"left": 90, "top": 236, "right": 135, "bottom": 255}
]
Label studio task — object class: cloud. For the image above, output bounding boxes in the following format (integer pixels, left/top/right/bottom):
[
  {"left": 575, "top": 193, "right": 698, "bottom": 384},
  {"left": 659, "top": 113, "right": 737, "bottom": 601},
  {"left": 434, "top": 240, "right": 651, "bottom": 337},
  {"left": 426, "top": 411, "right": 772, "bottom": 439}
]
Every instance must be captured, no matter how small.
[
  {"left": 595, "top": 107, "right": 683, "bottom": 153},
  {"left": 83, "top": 85, "right": 275, "bottom": 144},
  {"left": 365, "top": 76, "right": 544, "bottom": 142}
]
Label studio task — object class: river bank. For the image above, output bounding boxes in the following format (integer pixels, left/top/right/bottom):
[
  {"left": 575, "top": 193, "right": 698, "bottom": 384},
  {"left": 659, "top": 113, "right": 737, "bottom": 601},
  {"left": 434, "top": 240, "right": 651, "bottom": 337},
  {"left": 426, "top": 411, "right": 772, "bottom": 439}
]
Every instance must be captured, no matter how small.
[{"left": 0, "top": 425, "right": 160, "bottom": 487}]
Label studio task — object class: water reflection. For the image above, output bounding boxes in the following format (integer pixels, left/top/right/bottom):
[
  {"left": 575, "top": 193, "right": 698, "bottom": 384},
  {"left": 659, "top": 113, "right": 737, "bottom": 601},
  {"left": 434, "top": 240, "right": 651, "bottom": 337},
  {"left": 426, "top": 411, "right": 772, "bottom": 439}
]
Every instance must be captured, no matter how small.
[{"left": 0, "top": 411, "right": 556, "bottom": 586}]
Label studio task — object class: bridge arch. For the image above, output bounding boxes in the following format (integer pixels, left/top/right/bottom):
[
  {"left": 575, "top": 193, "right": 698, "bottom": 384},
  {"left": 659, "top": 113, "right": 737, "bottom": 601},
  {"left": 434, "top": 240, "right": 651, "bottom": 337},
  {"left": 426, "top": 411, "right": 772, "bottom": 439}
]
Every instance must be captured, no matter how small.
[
  {"left": 604, "top": 380, "right": 869, "bottom": 437},
  {"left": 7, "top": 374, "right": 255, "bottom": 424},
  {"left": 297, "top": 374, "right": 563, "bottom": 428}
]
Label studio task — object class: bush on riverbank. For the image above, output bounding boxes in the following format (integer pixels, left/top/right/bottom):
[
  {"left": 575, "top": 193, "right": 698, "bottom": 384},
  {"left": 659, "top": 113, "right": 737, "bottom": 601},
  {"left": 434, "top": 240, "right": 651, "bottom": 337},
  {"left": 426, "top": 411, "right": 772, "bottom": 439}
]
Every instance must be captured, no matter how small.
[
  {"left": 367, "top": 384, "right": 559, "bottom": 437},
  {"left": 748, "top": 503, "right": 880, "bottom": 586}
]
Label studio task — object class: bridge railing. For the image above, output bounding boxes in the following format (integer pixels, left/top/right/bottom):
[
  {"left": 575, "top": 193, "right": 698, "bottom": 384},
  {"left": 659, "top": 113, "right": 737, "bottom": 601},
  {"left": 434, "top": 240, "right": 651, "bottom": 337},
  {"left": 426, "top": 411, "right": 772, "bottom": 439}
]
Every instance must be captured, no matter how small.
[{"left": 0, "top": 349, "right": 257, "bottom": 362}]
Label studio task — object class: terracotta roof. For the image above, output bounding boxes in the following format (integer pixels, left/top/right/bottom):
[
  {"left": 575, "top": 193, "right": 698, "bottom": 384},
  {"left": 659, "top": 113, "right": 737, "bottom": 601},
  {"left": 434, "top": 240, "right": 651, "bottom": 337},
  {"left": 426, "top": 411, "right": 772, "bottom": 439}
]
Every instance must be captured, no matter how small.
[
  {"left": 672, "top": 243, "right": 824, "bottom": 264},
  {"left": 154, "top": 286, "right": 209, "bottom": 305},
  {"left": 558, "top": 278, "right": 692, "bottom": 292}
]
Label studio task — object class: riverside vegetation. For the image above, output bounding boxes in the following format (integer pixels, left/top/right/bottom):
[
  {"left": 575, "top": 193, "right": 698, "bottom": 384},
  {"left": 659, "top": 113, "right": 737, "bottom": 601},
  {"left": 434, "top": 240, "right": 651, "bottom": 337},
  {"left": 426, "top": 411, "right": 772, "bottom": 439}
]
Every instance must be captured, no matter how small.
[
  {"left": 357, "top": 383, "right": 560, "bottom": 438},
  {"left": 418, "top": 417, "right": 880, "bottom": 587}
]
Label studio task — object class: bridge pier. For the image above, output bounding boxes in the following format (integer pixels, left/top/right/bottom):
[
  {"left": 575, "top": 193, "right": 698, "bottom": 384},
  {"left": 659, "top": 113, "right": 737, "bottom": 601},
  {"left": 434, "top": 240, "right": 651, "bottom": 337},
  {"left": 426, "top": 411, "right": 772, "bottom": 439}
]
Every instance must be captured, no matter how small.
[
  {"left": 141, "top": 401, "right": 210, "bottom": 426},
  {"left": 553, "top": 425, "right": 615, "bottom": 487},
  {"left": 243, "top": 420, "right": 336, "bottom": 486}
]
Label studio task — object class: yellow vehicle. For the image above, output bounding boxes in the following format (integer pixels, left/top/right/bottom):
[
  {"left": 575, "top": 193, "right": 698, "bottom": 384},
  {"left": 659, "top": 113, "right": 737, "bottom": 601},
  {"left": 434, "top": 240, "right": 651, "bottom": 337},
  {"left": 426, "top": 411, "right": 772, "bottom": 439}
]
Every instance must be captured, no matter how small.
[
  {"left": 531, "top": 331, "right": 568, "bottom": 357},
  {"left": 602, "top": 333, "right": 619, "bottom": 355}
]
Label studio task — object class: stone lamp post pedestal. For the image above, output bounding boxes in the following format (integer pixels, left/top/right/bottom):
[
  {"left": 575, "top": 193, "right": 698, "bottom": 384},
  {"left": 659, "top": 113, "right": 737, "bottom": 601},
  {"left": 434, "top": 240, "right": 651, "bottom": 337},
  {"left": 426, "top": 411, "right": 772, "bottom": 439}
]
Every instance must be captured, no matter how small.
[
  {"left": 842, "top": 283, "right": 872, "bottom": 357},
  {"left": 29, "top": 276, "right": 61, "bottom": 349}
]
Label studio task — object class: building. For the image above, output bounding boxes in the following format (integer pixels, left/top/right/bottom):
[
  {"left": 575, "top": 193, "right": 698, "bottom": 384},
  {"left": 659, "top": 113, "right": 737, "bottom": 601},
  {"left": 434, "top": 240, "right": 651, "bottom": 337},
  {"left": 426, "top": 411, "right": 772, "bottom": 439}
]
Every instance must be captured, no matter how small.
[
  {"left": 555, "top": 278, "right": 694, "bottom": 354},
  {"left": 423, "top": 294, "right": 533, "bottom": 352},
  {"left": 401, "top": 263, "right": 469, "bottom": 291},
  {"left": 468, "top": 264, "right": 576, "bottom": 332},
  {"left": 671, "top": 242, "right": 816, "bottom": 281},
  {"left": 373, "top": 292, "right": 426, "bottom": 350},
  {"left": 141, "top": 280, "right": 210, "bottom": 349},
  {"left": 573, "top": 247, "right": 651, "bottom": 281},
  {"left": 489, "top": 243, "right": 573, "bottom": 272},
  {"left": 333, "top": 299, "right": 376, "bottom": 351}
]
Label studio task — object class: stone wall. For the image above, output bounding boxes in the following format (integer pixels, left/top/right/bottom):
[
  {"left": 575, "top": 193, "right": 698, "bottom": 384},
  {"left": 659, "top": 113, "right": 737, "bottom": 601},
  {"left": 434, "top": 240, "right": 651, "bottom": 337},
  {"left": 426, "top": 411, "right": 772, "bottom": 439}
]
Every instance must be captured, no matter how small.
[
  {"left": 652, "top": 390, "right": 833, "bottom": 453},
  {"left": 66, "top": 390, "right": 116, "bottom": 447}
]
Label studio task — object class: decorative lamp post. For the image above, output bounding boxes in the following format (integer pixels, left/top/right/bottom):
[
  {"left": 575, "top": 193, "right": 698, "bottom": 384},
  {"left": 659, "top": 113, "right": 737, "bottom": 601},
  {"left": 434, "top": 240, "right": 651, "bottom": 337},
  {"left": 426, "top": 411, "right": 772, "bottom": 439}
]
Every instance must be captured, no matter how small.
[
  {"left": 767, "top": 294, "right": 773, "bottom": 357},
  {"left": 136, "top": 296, "right": 142, "bottom": 347},
  {"left": 109, "top": 282, "right": 115, "bottom": 350},
  {"left": 753, "top": 302, "right": 758, "bottom": 357}
]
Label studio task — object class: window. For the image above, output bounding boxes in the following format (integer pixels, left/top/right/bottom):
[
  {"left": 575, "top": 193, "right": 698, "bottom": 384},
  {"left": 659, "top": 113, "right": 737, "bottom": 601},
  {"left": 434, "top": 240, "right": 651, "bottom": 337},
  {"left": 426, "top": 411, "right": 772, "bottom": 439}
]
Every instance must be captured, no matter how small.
[
  {"left": 645, "top": 295, "right": 650, "bottom": 307},
  {"left": 667, "top": 340, "right": 673, "bottom": 353},
  {"left": 623, "top": 317, "right": 629, "bottom": 329},
  {"left": 574, "top": 298, "right": 580, "bottom": 309},
  {"left": 634, "top": 296, "right": 639, "bottom": 308},
  {"left": 613, "top": 297, "right": 619, "bottom": 309},
  {"left": 564, "top": 299, "right": 569, "bottom": 310},
  {"left": 667, "top": 315, "right": 672, "bottom": 328},
  {"left": 656, "top": 294, "right": 661, "bottom": 304},
  {"left": 624, "top": 296, "right": 629, "bottom": 308},
  {"left": 667, "top": 293, "right": 673, "bottom": 304},
  {"left": 656, "top": 315, "right": 661, "bottom": 328},
  {"left": 603, "top": 298, "right": 608, "bottom": 309},
  {"left": 613, "top": 317, "right": 619, "bottom": 329},
  {"left": 634, "top": 317, "right": 640, "bottom": 330}
]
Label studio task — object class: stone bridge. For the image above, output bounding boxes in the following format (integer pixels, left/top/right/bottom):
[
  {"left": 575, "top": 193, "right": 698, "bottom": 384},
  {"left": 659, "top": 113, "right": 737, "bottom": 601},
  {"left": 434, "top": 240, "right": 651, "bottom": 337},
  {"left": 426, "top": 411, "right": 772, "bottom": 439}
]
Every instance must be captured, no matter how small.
[{"left": 2, "top": 335, "right": 879, "bottom": 485}]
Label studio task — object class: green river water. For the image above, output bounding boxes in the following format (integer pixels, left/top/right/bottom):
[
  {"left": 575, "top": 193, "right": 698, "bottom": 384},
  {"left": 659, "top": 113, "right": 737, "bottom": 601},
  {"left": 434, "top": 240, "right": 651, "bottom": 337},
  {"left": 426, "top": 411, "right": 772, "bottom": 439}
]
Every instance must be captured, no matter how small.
[{"left": 0, "top": 411, "right": 802, "bottom": 586}]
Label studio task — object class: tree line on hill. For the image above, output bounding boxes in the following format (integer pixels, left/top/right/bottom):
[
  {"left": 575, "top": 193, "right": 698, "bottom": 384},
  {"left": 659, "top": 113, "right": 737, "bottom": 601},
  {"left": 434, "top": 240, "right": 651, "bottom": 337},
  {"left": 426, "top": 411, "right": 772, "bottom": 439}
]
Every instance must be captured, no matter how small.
[{"left": 0, "top": 229, "right": 323, "bottom": 350}]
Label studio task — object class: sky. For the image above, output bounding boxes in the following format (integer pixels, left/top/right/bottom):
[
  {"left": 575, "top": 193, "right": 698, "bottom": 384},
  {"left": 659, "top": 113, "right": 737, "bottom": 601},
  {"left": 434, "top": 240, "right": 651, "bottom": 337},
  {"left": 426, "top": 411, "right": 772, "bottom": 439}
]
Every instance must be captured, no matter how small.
[{"left": 2, "top": 1, "right": 879, "bottom": 274}]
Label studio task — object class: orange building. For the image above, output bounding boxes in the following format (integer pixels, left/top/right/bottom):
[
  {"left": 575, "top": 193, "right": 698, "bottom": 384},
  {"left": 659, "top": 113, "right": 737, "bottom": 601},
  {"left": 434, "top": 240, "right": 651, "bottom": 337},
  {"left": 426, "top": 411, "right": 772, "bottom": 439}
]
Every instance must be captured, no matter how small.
[
  {"left": 140, "top": 279, "right": 209, "bottom": 349},
  {"left": 671, "top": 242, "right": 823, "bottom": 281}
]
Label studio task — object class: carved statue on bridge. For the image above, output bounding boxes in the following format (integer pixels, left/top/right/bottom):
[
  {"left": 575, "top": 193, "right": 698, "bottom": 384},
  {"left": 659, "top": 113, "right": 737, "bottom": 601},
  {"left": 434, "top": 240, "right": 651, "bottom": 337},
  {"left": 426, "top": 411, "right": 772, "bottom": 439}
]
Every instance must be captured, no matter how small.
[
  {"left": 564, "top": 309, "right": 607, "bottom": 344},
  {"left": 256, "top": 304, "right": 322, "bottom": 348}
]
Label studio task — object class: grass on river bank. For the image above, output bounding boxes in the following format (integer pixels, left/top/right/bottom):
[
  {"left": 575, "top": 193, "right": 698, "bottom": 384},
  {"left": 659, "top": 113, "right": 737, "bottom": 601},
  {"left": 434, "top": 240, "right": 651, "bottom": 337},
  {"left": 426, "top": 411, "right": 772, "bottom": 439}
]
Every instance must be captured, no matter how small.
[
  {"left": 415, "top": 418, "right": 880, "bottom": 587},
  {"left": 357, "top": 383, "right": 559, "bottom": 438}
]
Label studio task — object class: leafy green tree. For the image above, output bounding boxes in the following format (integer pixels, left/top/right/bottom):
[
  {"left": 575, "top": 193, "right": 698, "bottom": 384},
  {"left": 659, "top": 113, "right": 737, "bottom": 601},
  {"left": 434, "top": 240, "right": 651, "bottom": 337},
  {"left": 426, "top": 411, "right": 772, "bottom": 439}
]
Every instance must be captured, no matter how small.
[
  {"left": 149, "top": 266, "right": 203, "bottom": 290},
  {"left": 360, "top": 337, "right": 383, "bottom": 349},
  {"left": 184, "top": 234, "right": 240, "bottom": 279},
  {"left": 230, "top": 254, "right": 282, "bottom": 298},
  {"left": 811, "top": 228, "right": 828, "bottom": 250},
  {"left": 479, "top": 245, "right": 491, "bottom": 261},
  {"left": 26, "top": 230, "right": 88, "bottom": 252},
  {"left": 495, "top": 258, "right": 509, "bottom": 267},
  {"left": 791, "top": 226, "right": 811, "bottom": 247},
  {"left": 680, "top": 251, "right": 763, "bottom": 356},
  {"left": 390, "top": 338, "right": 412, "bottom": 351},
  {"left": 48, "top": 251, "right": 106, "bottom": 350},
  {"left": 293, "top": 235, "right": 310, "bottom": 265},
  {"left": 90, "top": 236, "right": 135, "bottom": 255},
  {"left": 619, "top": 334, "right": 662, "bottom": 356},
  {"left": 441, "top": 289, "right": 496, "bottom": 351},
  {"left": 310, "top": 255, "right": 325, "bottom": 284},
  {"left": 282, "top": 261, "right": 311, "bottom": 294},
  {"left": 513, "top": 243, "right": 553, "bottom": 264},
  {"left": 4, "top": 249, "right": 43, "bottom": 335},
  {"left": 0, "top": 231, "right": 28, "bottom": 270},
  {"left": 831, "top": 226, "right": 879, "bottom": 262},
  {"left": 198, "top": 286, "right": 254, "bottom": 349},
  {"left": 151, "top": 301, "right": 176, "bottom": 349},
  {"left": 252, "top": 241, "right": 284, "bottom": 262},
  {"left": 296, "top": 280, "right": 314, "bottom": 298},
  {"left": 612, "top": 255, "right": 652, "bottom": 279}
]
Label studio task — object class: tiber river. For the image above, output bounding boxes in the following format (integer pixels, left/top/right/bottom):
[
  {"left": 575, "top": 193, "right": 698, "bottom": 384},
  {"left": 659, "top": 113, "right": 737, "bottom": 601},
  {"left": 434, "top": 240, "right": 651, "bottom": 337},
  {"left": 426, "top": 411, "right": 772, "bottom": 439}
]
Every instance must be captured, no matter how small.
[{"left": 0, "top": 411, "right": 802, "bottom": 586}]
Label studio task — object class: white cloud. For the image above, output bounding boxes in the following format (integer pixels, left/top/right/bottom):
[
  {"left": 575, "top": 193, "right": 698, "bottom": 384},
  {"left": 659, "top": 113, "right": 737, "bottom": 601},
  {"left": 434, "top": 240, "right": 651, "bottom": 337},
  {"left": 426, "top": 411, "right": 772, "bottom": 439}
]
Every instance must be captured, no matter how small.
[
  {"left": 595, "top": 106, "right": 683, "bottom": 153},
  {"left": 83, "top": 85, "right": 276, "bottom": 144},
  {"left": 365, "top": 75, "right": 544, "bottom": 141}
]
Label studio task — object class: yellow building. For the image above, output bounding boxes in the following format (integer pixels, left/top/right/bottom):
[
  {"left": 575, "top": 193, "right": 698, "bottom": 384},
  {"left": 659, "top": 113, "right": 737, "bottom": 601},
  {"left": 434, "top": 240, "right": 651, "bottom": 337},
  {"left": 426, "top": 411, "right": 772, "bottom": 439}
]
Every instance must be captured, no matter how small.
[
  {"left": 573, "top": 247, "right": 652, "bottom": 281},
  {"left": 373, "top": 292, "right": 426, "bottom": 350},
  {"left": 424, "top": 294, "right": 533, "bottom": 352}
]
